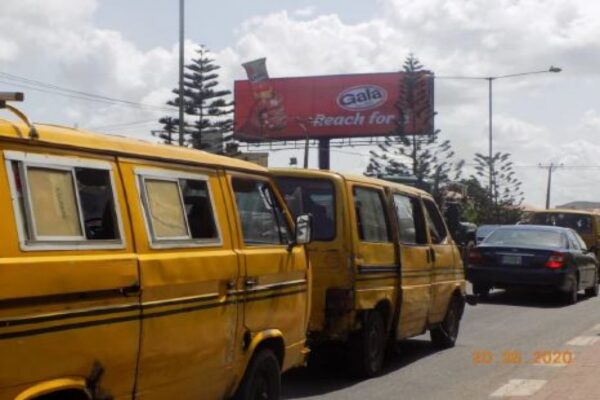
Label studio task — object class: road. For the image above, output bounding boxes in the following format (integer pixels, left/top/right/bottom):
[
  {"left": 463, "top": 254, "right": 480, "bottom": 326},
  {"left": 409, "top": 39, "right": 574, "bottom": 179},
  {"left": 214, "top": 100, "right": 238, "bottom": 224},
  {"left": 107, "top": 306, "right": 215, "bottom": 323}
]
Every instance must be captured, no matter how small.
[{"left": 282, "top": 288, "right": 600, "bottom": 399}]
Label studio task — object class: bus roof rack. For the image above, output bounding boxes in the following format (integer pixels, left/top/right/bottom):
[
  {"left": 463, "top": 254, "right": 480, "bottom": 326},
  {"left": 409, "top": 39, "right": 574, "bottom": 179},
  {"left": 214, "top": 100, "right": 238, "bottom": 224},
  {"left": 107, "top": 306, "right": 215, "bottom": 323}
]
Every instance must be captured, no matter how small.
[{"left": 0, "top": 92, "right": 38, "bottom": 139}]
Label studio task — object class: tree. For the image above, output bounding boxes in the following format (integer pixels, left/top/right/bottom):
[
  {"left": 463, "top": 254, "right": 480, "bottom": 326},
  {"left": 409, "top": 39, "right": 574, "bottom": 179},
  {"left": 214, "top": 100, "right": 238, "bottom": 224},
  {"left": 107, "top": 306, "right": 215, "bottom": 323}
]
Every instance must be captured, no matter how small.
[
  {"left": 468, "top": 152, "right": 524, "bottom": 224},
  {"left": 158, "top": 45, "right": 237, "bottom": 155},
  {"left": 365, "top": 54, "right": 464, "bottom": 204}
]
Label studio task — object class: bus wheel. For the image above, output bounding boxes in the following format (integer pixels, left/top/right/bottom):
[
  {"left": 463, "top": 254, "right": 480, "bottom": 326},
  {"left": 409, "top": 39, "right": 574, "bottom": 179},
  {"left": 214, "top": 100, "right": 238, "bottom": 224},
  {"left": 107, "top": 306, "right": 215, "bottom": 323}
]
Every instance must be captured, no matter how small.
[
  {"left": 349, "top": 310, "right": 386, "bottom": 378},
  {"left": 234, "top": 349, "right": 281, "bottom": 400},
  {"left": 430, "top": 298, "right": 461, "bottom": 349}
]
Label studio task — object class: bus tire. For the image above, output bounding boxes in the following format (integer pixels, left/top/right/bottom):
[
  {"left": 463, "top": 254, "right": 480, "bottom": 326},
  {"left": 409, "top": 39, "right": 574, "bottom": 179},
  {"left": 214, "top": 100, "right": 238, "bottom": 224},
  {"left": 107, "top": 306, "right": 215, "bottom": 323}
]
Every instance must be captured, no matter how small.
[
  {"left": 349, "top": 310, "right": 386, "bottom": 378},
  {"left": 234, "top": 349, "right": 281, "bottom": 400},
  {"left": 430, "top": 297, "right": 461, "bottom": 349}
]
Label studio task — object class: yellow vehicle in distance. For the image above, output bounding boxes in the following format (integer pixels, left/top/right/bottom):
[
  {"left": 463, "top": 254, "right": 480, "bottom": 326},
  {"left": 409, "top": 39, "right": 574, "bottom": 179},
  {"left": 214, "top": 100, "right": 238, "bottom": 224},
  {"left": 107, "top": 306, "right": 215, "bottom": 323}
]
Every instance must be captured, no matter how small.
[
  {"left": 0, "top": 93, "right": 312, "bottom": 400},
  {"left": 526, "top": 209, "right": 600, "bottom": 256},
  {"left": 272, "top": 168, "right": 467, "bottom": 377}
]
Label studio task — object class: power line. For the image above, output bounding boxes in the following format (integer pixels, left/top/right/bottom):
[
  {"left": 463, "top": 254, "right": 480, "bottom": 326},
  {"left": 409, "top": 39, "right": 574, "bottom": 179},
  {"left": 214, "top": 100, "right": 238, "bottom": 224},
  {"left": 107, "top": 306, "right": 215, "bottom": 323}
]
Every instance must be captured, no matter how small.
[
  {"left": 0, "top": 71, "right": 174, "bottom": 112},
  {"left": 88, "top": 119, "right": 159, "bottom": 131}
]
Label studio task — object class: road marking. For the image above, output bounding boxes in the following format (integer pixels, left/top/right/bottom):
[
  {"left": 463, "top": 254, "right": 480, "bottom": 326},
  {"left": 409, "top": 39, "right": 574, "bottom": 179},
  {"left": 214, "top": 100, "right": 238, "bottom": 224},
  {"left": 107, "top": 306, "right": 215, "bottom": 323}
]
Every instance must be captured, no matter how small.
[
  {"left": 592, "top": 324, "right": 600, "bottom": 331},
  {"left": 490, "top": 379, "right": 547, "bottom": 397},
  {"left": 566, "top": 336, "right": 600, "bottom": 346}
]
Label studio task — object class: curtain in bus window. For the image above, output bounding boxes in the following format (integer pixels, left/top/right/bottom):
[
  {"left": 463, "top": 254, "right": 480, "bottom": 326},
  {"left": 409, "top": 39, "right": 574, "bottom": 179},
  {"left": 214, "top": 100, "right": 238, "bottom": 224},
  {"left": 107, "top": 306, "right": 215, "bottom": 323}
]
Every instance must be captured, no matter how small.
[
  {"left": 354, "top": 187, "right": 390, "bottom": 242},
  {"left": 393, "top": 194, "right": 417, "bottom": 244},
  {"left": 145, "top": 179, "right": 188, "bottom": 238},
  {"left": 27, "top": 167, "right": 82, "bottom": 237}
]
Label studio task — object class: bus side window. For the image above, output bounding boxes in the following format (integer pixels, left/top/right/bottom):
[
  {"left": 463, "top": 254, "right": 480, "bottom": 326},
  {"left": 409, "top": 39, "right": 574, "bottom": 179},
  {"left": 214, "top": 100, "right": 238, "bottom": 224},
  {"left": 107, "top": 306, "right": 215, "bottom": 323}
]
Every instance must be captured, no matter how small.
[
  {"left": 353, "top": 186, "right": 391, "bottom": 243},
  {"left": 422, "top": 199, "right": 448, "bottom": 244},
  {"left": 393, "top": 193, "right": 427, "bottom": 245}
]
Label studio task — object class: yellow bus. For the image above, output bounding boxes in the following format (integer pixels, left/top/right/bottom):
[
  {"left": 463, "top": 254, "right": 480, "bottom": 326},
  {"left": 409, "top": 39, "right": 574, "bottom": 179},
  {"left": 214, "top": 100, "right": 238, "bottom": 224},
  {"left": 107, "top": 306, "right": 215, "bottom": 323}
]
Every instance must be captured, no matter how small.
[
  {"left": 0, "top": 93, "right": 312, "bottom": 400},
  {"left": 273, "top": 168, "right": 466, "bottom": 377}
]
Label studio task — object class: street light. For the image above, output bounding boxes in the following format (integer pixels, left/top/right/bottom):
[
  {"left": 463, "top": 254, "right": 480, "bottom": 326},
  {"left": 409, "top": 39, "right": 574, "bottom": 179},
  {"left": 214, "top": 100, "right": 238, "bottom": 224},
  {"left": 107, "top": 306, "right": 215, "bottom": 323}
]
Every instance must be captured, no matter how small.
[
  {"left": 484, "top": 66, "right": 561, "bottom": 196},
  {"left": 437, "top": 66, "right": 562, "bottom": 197},
  {"left": 178, "top": 0, "right": 185, "bottom": 146}
]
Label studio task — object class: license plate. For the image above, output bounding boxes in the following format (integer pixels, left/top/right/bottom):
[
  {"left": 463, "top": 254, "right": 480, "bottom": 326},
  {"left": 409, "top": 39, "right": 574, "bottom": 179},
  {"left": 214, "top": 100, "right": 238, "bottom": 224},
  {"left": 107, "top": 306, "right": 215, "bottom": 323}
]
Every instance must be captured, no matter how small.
[{"left": 502, "top": 255, "right": 522, "bottom": 265}]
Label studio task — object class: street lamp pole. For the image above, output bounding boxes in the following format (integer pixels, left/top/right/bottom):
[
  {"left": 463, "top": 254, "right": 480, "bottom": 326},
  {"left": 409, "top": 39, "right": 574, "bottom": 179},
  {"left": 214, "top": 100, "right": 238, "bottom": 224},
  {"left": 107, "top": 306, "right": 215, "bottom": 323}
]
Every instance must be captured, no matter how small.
[
  {"left": 488, "top": 77, "right": 493, "bottom": 196},
  {"left": 178, "top": 0, "right": 185, "bottom": 146},
  {"left": 484, "top": 67, "right": 562, "bottom": 197}
]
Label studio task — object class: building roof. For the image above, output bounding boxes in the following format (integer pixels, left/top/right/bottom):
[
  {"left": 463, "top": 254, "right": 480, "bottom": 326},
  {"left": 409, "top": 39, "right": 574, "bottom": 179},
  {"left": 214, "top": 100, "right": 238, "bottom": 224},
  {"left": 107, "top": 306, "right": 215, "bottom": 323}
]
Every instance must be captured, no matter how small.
[{"left": 531, "top": 208, "right": 600, "bottom": 216}]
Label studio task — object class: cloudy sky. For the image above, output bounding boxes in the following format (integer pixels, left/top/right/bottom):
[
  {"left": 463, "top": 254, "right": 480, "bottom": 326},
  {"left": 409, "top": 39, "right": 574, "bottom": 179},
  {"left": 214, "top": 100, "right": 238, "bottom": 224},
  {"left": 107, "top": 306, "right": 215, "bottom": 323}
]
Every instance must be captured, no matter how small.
[{"left": 1, "top": 0, "right": 599, "bottom": 208}]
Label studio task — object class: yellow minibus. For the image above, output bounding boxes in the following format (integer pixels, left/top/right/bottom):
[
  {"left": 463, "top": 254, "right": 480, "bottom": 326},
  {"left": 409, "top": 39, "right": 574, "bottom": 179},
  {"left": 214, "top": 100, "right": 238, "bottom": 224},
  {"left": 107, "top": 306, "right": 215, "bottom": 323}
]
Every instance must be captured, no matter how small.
[
  {"left": 0, "top": 93, "right": 311, "bottom": 400},
  {"left": 273, "top": 168, "right": 466, "bottom": 377}
]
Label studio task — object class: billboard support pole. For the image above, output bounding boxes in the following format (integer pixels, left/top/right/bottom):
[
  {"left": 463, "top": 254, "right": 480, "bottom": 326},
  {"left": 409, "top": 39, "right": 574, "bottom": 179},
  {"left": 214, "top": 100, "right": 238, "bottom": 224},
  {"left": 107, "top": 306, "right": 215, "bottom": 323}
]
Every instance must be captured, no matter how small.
[
  {"left": 303, "top": 136, "right": 309, "bottom": 168},
  {"left": 318, "top": 138, "right": 330, "bottom": 170}
]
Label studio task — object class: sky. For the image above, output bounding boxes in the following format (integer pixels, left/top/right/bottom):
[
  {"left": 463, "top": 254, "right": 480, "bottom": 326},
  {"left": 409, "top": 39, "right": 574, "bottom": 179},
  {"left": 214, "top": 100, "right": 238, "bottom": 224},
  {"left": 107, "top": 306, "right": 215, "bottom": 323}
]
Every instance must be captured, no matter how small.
[{"left": 0, "top": 0, "right": 599, "bottom": 208}]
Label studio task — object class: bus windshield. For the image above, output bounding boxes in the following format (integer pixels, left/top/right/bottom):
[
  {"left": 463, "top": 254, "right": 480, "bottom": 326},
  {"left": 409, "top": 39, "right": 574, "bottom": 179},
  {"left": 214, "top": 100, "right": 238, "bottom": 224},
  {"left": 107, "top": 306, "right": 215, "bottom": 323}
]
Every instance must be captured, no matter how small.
[
  {"left": 529, "top": 212, "right": 593, "bottom": 234},
  {"left": 275, "top": 177, "right": 336, "bottom": 241}
]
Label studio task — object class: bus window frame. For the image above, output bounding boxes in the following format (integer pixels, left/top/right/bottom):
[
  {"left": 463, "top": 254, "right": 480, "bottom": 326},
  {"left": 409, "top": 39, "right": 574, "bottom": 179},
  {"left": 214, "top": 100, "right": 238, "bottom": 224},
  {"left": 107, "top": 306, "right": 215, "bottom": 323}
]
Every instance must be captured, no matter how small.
[
  {"left": 4, "top": 150, "right": 126, "bottom": 251},
  {"left": 134, "top": 167, "right": 223, "bottom": 250}
]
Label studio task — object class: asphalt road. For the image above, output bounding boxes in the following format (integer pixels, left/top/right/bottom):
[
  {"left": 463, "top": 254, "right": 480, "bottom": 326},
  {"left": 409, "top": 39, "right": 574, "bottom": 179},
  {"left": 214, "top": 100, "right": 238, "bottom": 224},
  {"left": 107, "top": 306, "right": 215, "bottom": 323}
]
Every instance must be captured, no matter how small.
[{"left": 282, "top": 288, "right": 600, "bottom": 399}]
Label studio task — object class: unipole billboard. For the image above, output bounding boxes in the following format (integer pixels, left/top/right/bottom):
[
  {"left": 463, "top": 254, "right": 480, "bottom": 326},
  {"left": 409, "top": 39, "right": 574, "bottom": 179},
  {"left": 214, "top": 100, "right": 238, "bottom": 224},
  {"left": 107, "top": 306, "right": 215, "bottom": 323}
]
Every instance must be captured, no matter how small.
[{"left": 234, "top": 65, "right": 434, "bottom": 142}]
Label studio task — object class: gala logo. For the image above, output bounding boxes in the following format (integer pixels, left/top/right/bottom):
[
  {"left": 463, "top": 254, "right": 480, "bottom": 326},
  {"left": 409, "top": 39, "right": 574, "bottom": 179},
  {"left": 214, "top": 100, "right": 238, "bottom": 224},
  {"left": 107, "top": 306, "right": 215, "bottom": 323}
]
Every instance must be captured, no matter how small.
[{"left": 336, "top": 85, "right": 388, "bottom": 111}]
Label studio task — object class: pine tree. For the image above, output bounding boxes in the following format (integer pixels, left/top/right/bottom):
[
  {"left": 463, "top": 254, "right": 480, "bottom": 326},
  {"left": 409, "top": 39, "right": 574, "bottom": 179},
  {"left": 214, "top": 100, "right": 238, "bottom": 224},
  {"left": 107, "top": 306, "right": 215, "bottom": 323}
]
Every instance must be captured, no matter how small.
[
  {"left": 365, "top": 54, "right": 463, "bottom": 204},
  {"left": 471, "top": 152, "right": 524, "bottom": 223},
  {"left": 158, "top": 45, "right": 236, "bottom": 155}
]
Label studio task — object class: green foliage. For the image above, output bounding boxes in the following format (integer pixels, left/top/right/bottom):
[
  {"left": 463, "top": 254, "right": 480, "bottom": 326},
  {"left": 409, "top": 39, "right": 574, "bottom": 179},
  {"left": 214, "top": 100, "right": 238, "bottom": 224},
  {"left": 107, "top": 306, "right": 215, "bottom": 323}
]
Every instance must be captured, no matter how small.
[
  {"left": 466, "top": 152, "right": 524, "bottom": 224},
  {"left": 365, "top": 54, "right": 464, "bottom": 204},
  {"left": 158, "top": 45, "right": 237, "bottom": 155}
]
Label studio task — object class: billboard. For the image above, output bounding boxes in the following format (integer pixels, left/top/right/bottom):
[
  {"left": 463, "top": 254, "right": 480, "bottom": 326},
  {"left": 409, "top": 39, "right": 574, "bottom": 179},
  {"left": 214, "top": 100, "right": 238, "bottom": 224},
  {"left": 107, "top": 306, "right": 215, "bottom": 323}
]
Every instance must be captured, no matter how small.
[{"left": 234, "top": 71, "right": 434, "bottom": 141}]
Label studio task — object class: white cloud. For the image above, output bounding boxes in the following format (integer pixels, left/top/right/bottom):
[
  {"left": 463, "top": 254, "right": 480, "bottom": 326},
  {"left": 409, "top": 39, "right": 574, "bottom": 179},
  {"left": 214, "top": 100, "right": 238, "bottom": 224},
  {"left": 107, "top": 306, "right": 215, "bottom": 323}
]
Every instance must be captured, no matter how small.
[{"left": 1, "top": 0, "right": 600, "bottom": 207}]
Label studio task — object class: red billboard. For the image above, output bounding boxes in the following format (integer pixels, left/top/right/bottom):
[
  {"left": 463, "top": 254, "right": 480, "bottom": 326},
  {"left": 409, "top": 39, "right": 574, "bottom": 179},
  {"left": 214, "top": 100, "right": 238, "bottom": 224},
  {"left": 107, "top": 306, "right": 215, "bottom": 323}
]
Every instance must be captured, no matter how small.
[{"left": 234, "top": 71, "right": 434, "bottom": 141}]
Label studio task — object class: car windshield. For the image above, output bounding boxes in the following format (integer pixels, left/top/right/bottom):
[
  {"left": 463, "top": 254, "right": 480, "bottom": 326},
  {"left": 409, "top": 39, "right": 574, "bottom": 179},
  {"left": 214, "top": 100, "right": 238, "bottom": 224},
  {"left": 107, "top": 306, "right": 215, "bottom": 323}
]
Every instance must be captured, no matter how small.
[
  {"left": 529, "top": 212, "right": 593, "bottom": 234},
  {"left": 484, "top": 229, "right": 566, "bottom": 248},
  {"left": 477, "top": 225, "right": 499, "bottom": 237},
  {"left": 275, "top": 176, "right": 336, "bottom": 241}
]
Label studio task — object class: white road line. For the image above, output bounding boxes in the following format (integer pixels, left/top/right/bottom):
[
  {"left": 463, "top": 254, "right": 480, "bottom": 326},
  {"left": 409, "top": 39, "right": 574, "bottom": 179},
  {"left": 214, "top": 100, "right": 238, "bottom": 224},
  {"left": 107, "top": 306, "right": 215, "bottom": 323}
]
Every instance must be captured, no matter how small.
[
  {"left": 566, "top": 336, "right": 600, "bottom": 346},
  {"left": 490, "top": 379, "right": 547, "bottom": 397}
]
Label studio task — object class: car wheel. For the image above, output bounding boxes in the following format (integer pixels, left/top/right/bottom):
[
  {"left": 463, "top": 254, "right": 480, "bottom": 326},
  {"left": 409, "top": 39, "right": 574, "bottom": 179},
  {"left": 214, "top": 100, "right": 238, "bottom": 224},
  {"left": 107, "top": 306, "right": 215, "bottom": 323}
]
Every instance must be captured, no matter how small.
[
  {"left": 430, "top": 297, "right": 462, "bottom": 349},
  {"left": 473, "top": 284, "right": 490, "bottom": 298},
  {"left": 564, "top": 278, "right": 579, "bottom": 305},
  {"left": 349, "top": 310, "right": 386, "bottom": 378},
  {"left": 233, "top": 349, "right": 281, "bottom": 400},
  {"left": 585, "top": 272, "right": 599, "bottom": 297}
]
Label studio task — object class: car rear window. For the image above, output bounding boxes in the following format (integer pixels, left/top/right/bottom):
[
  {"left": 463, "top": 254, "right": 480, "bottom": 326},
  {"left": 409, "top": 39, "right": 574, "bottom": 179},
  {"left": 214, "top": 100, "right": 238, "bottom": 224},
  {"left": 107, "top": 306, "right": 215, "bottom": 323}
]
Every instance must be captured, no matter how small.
[
  {"left": 275, "top": 176, "right": 335, "bottom": 241},
  {"left": 484, "top": 229, "right": 567, "bottom": 248},
  {"left": 529, "top": 212, "right": 593, "bottom": 234}
]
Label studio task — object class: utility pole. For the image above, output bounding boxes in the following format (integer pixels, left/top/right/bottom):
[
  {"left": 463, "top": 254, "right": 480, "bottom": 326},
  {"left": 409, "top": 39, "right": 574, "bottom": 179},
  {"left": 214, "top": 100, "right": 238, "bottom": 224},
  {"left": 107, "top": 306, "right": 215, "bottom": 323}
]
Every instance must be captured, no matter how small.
[
  {"left": 178, "top": 0, "right": 185, "bottom": 146},
  {"left": 540, "top": 163, "right": 563, "bottom": 209}
]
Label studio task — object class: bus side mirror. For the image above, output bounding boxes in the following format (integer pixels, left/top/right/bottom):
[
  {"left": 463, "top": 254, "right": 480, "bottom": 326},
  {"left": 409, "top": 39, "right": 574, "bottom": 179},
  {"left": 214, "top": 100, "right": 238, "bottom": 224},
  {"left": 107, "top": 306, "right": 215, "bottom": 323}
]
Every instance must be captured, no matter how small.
[{"left": 295, "top": 214, "right": 313, "bottom": 245}]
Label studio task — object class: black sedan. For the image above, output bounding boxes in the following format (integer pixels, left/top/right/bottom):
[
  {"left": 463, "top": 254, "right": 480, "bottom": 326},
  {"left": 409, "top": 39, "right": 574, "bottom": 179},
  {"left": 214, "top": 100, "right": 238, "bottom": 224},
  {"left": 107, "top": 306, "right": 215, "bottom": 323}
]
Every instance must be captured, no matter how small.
[{"left": 466, "top": 225, "right": 599, "bottom": 304}]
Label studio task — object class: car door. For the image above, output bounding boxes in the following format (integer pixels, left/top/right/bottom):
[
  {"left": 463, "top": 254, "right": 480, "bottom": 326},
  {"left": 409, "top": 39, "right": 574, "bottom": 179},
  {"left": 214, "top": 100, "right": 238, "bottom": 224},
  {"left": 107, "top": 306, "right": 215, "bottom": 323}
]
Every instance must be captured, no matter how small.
[
  {"left": 568, "top": 230, "right": 596, "bottom": 288},
  {"left": 392, "top": 192, "right": 433, "bottom": 339},
  {"left": 227, "top": 173, "right": 309, "bottom": 368},
  {"left": 422, "top": 197, "right": 457, "bottom": 324}
]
